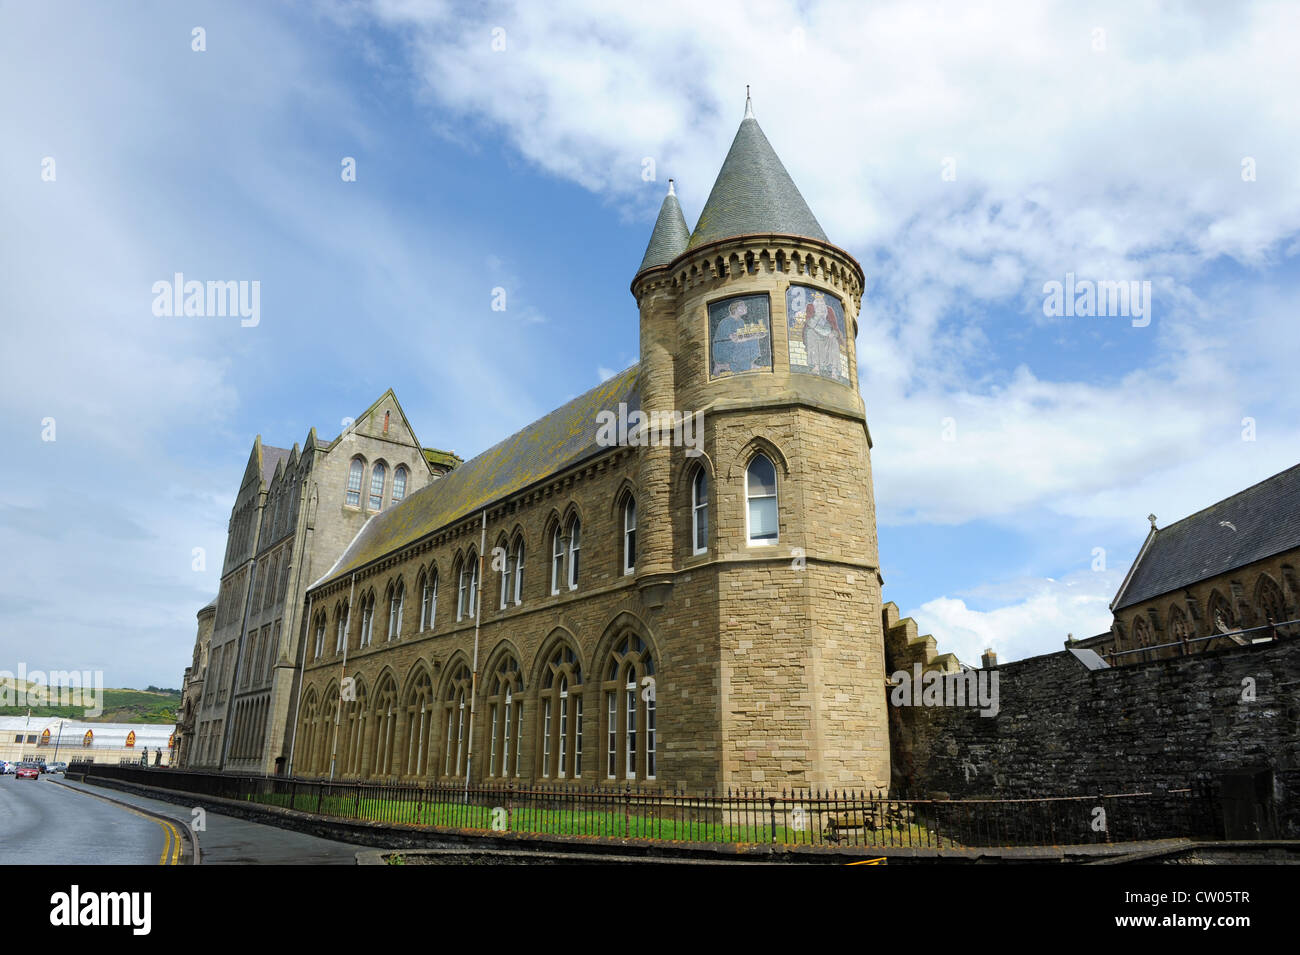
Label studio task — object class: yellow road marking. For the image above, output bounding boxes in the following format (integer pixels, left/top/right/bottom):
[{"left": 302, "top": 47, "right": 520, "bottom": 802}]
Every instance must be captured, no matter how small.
[{"left": 48, "top": 781, "right": 184, "bottom": 865}]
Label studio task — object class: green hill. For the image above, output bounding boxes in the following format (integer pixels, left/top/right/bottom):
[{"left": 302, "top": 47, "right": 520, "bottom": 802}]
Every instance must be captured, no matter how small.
[{"left": 0, "top": 683, "right": 181, "bottom": 724}]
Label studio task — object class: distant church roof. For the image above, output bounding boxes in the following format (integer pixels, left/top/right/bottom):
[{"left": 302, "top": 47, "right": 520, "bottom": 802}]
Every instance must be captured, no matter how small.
[
  {"left": 636, "top": 179, "right": 691, "bottom": 276},
  {"left": 315, "top": 367, "right": 640, "bottom": 587},
  {"left": 1113, "top": 462, "right": 1300, "bottom": 611},
  {"left": 687, "top": 92, "right": 827, "bottom": 251}
]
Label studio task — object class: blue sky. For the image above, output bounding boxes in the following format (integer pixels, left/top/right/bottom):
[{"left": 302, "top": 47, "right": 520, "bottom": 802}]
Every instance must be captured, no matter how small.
[{"left": 3, "top": 0, "right": 1299, "bottom": 687}]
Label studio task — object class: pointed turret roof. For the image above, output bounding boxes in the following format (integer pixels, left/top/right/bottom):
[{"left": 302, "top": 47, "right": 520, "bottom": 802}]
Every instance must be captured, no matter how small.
[
  {"left": 636, "top": 179, "right": 691, "bottom": 276},
  {"left": 688, "top": 91, "right": 827, "bottom": 250}
]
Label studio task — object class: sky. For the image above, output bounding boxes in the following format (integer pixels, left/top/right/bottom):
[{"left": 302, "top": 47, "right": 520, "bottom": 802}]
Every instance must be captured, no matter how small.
[{"left": 2, "top": 0, "right": 1298, "bottom": 688}]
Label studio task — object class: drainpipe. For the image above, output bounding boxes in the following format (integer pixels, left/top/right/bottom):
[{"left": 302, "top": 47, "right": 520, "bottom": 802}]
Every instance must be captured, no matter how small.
[
  {"left": 328, "top": 573, "right": 356, "bottom": 780},
  {"left": 464, "top": 509, "right": 487, "bottom": 797}
]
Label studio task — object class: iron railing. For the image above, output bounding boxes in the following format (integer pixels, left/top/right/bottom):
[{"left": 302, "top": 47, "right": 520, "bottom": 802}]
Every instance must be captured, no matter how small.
[
  {"left": 1105, "top": 617, "right": 1299, "bottom": 664},
  {"left": 67, "top": 763, "right": 1218, "bottom": 848}
]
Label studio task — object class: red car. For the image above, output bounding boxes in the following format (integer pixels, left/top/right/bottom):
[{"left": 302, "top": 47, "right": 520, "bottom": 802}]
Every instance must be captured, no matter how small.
[{"left": 15, "top": 763, "right": 40, "bottom": 780}]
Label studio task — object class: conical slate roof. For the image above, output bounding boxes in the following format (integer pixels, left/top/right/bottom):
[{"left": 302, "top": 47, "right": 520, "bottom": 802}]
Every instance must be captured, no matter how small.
[
  {"left": 687, "top": 96, "right": 827, "bottom": 250},
  {"left": 637, "top": 180, "right": 691, "bottom": 275}
]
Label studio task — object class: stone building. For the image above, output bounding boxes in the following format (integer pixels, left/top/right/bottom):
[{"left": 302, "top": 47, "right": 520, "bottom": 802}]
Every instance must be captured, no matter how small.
[
  {"left": 182, "top": 392, "right": 459, "bottom": 774},
  {"left": 288, "top": 95, "right": 890, "bottom": 792},
  {"left": 174, "top": 597, "right": 215, "bottom": 766},
  {"left": 1078, "top": 462, "right": 1300, "bottom": 663}
]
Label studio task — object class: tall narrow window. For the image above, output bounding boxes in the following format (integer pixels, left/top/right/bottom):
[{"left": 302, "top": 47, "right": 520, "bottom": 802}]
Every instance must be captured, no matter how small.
[
  {"left": 313, "top": 615, "right": 325, "bottom": 659},
  {"left": 458, "top": 552, "right": 478, "bottom": 620},
  {"left": 745, "top": 453, "right": 779, "bottom": 544},
  {"left": 692, "top": 468, "right": 709, "bottom": 555},
  {"left": 498, "top": 540, "right": 511, "bottom": 610},
  {"left": 550, "top": 526, "right": 563, "bottom": 595},
  {"left": 387, "top": 580, "right": 404, "bottom": 640},
  {"left": 360, "top": 593, "right": 374, "bottom": 647},
  {"left": 369, "top": 463, "right": 386, "bottom": 510},
  {"left": 392, "top": 465, "right": 408, "bottom": 503},
  {"left": 567, "top": 518, "right": 581, "bottom": 590},
  {"left": 623, "top": 499, "right": 636, "bottom": 575},
  {"left": 420, "top": 569, "right": 436, "bottom": 631},
  {"left": 488, "top": 656, "right": 523, "bottom": 779},
  {"left": 512, "top": 539, "right": 524, "bottom": 606},
  {"left": 335, "top": 603, "right": 348, "bottom": 653},
  {"left": 346, "top": 458, "right": 363, "bottom": 507}
]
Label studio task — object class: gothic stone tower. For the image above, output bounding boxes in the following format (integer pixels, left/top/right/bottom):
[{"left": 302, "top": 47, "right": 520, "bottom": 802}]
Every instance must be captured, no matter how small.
[{"left": 632, "top": 95, "right": 889, "bottom": 790}]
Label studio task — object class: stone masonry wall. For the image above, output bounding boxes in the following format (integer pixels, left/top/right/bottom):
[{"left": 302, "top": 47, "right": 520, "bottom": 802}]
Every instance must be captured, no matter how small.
[{"left": 890, "top": 638, "right": 1300, "bottom": 835}]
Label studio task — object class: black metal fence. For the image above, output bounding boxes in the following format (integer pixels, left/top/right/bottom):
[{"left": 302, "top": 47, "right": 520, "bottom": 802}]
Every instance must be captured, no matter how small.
[{"left": 67, "top": 762, "right": 1219, "bottom": 849}]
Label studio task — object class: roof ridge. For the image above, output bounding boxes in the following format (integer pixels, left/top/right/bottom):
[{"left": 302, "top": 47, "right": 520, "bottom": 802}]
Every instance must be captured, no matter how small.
[{"left": 1152, "top": 461, "right": 1300, "bottom": 535}]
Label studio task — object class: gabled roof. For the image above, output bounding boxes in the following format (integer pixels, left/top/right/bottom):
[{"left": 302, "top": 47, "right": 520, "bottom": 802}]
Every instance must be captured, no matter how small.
[
  {"left": 687, "top": 96, "right": 827, "bottom": 251},
  {"left": 637, "top": 180, "right": 691, "bottom": 276},
  {"left": 260, "top": 444, "right": 291, "bottom": 485},
  {"left": 1113, "top": 462, "right": 1300, "bottom": 611},
  {"left": 313, "top": 367, "right": 640, "bottom": 588}
]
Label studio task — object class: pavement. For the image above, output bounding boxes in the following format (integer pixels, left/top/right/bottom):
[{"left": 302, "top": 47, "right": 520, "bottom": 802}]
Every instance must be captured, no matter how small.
[{"left": 46, "top": 775, "right": 364, "bottom": 864}]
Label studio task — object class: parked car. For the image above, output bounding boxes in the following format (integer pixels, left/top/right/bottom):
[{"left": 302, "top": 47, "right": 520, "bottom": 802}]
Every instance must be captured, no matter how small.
[
  {"left": 0, "top": 760, "right": 14, "bottom": 775},
  {"left": 16, "top": 763, "right": 40, "bottom": 780},
  {"left": 45, "top": 762, "right": 68, "bottom": 774}
]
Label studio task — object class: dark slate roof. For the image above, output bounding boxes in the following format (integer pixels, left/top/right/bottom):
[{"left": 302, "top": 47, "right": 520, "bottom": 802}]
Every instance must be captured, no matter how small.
[
  {"left": 314, "top": 367, "right": 640, "bottom": 587},
  {"left": 1114, "top": 462, "right": 1300, "bottom": 610},
  {"left": 636, "top": 184, "right": 691, "bottom": 275},
  {"left": 261, "top": 445, "right": 291, "bottom": 485},
  {"left": 687, "top": 112, "right": 827, "bottom": 250}
]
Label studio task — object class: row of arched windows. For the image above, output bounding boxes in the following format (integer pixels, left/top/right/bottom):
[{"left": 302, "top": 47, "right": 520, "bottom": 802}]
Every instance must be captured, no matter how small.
[
  {"left": 346, "top": 457, "right": 409, "bottom": 511},
  {"left": 297, "top": 634, "right": 659, "bottom": 783},
  {"left": 311, "top": 453, "right": 784, "bottom": 661},
  {"left": 1117, "top": 572, "right": 1295, "bottom": 660}
]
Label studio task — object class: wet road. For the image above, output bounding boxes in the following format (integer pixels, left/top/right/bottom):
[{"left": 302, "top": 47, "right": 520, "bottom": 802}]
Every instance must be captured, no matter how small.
[
  {"left": 0, "top": 773, "right": 169, "bottom": 864},
  {"left": 55, "top": 776, "right": 363, "bottom": 864}
]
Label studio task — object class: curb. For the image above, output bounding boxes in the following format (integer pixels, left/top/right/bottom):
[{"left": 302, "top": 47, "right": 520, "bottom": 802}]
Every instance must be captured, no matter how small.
[{"left": 52, "top": 777, "right": 201, "bottom": 865}]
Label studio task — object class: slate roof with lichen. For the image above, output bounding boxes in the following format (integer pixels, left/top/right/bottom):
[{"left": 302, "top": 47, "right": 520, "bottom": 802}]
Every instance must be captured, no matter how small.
[
  {"left": 260, "top": 444, "right": 291, "bottom": 485},
  {"left": 687, "top": 112, "right": 827, "bottom": 250},
  {"left": 1113, "top": 462, "right": 1300, "bottom": 610},
  {"left": 422, "top": 447, "right": 463, "bottom": 470},
  {"left": 313, "top": 367, "right": 640, "bottom": 589},
  {"left": 637, "top": 185, "right": 691, "bottom": 275}
]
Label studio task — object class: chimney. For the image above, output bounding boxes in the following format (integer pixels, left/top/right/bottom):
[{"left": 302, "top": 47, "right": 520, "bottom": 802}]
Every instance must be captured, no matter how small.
[{"left": 981, "top": 648, "right": 997, "bottom": 669}]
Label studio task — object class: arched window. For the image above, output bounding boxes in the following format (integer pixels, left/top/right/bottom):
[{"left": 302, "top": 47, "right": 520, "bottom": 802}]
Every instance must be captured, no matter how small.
[
  {"left": 567, "top": 517, "right": 581, "bottom": 590},
  {"left": 1169, "top": 605, "right": 1192, "bottom": 644},
  {"left": 335, "top": 601, "right": 349, "bottom": 653},
  {"left": 692, "top": 467, "right": 709, "bottom": 555},
  {"left": 359, "top": 591, "right": 375, "bottom": 647},
  {"left": 457, "top": 551, "right": 479, "bottom": 621},
  {"left": 402, "top": 669, "right": 434, "bottom": 777},
  {"left": 488, "top": 655, "right": 525, "bottom": 778},
  {"left": 369, "top": 462, "right": 386, "bottom": 510},
  {"left": 341, "top": 681, "right": 368, "bottom": 776},
  {"left": 370, "top": 674, "right": 399, "bottom": 777},
  {"left": 539, "top": 645, "right": 583, "bottom": 779},
  {"left": 1208, "top": 592, "right": 1235, "bottom": 635},
  {"left": 497, "top": 537, "right": 512, "bottom": 610},
  {"left": 746, "top": 454, "right": 779, "bottom": 545},
  {"left": 419, "top": 568, "right": 437, "bottom": 631},
  {"left": 441, "top": 663, "right": 472, "bottom": 778},
  {"left": 603, "top": 635, "right": 656, "bottom": 781},
  {"left": 512, "top": 537, "right": 525, "bottom": 607},
  {"left": 550, "top": 525, "right": 564, "bottom": 595},
  {"left": 387, "top": 580, "right": 404, "bottom": 640},
  {"left": 622, "top": 498, "right": 636, "bottom": 576},
  {"left": 313, "top": 612, "right": 326, "bottom": 659},
  {"left": 346, "top": 458, "right": 364, "bottom": 508},
  {"left": 1257, "top": 574, "right": 1287, "bottom": 631},
  {"left": 392, "top": 465, "right": 408, "bottom": 504}
]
